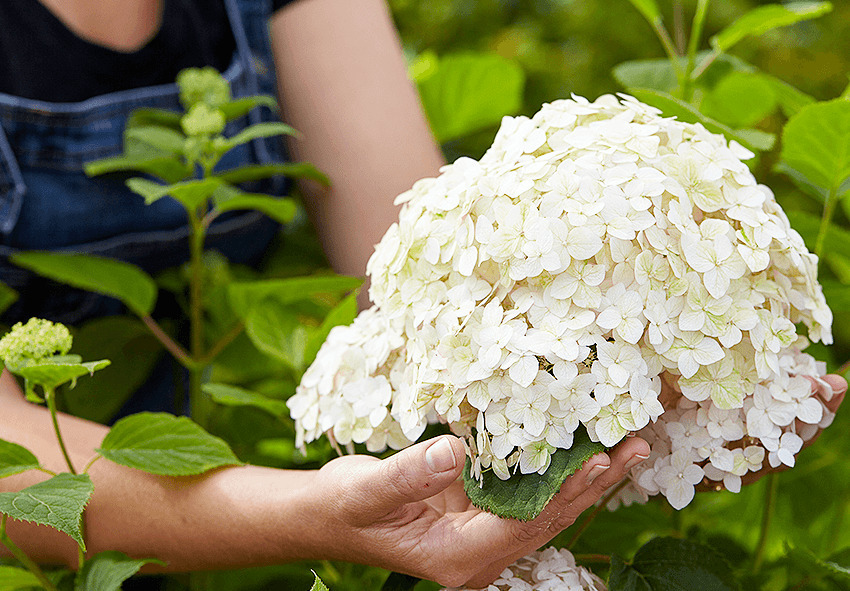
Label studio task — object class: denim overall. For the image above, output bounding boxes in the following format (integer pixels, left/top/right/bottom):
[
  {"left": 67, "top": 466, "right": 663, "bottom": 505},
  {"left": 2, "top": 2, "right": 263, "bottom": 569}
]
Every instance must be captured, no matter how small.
[
  {"left": 0, "top": 0, "right": 286, "bottom": 326},
  {"left": 0, "top": 0, "right": 287, "bottom": 415}
]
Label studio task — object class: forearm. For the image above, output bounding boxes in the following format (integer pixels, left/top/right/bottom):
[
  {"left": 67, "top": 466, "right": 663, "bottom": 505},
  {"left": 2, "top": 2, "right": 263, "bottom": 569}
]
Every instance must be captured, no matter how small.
[{"left": 0, "top": 372, "right": 322, "bottom": 570}]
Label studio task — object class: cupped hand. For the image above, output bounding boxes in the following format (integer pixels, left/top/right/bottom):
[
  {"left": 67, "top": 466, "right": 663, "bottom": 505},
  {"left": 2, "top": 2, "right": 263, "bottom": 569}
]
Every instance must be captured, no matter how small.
[{"left": 307, "top": 434, "right": 649, "bottom": 588}]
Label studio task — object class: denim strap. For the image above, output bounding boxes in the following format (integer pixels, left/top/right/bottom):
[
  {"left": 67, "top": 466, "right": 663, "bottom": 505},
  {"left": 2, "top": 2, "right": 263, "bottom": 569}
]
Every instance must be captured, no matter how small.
[{"left": 0, "top": 121, "right": 24, "bottom": 235}]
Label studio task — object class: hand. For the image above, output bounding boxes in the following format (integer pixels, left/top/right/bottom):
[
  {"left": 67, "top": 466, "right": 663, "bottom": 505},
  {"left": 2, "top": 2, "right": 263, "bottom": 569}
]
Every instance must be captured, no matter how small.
[{"left": 306, "top": 434, "right": 649, "bottom": 588}]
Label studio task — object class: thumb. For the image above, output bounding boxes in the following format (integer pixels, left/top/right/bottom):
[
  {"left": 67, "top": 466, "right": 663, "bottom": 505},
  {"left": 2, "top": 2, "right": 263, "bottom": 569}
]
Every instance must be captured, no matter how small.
[{"left": 351, "top": 435, "right": 465, "bottom": 521}]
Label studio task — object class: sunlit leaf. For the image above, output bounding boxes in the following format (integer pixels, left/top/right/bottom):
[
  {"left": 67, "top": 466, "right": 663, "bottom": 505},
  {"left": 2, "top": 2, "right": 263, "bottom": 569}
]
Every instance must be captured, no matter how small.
[
  {"left": 701, "top": 72, "right": 777, "bottom": 128},
  {"left": 219, "top": 95, "right": 279, "bottom": 121},
  {"left": 711, "top": 2, "right": 833, "bottom": 53},
  {"left": 214, "top": 195, "right": 298, "bottom": 224},
  {"left": 625, "top": 0, "right": 661, "bottom": 24},
  {"left": 126, "top": 177, "right": 224, "bottom": 211},
  {"left": 310, "top": 572, "right": 330, "bottom": 591},
  {"left": 17, "top": 359, "right": 110, "bottom": 392},
  {"left": 215, "top": 162, "right": 329, "bottom": 186},
  {"left": 74, "top": 551, "right": 165, "bottom": 591},
  {"left": 0, "top": 566, "right": 42, "bottom": 590},
  {"left": 0, "top": 438, "right": 40, "bottom": 479},
  {"left": 222, "top": 122, "right": 298, "bottom": 151},
  {"left": 228, "top": 276, "right": 361, "bottom": 318},
  {"left": 125, "top": 126, "right": 186, "bottom": 156},
  {"left": 203, "top": 383, "right": 289, "bottom": 417},
  {"left": 84, "top": 155, "right": 192, "bottom": 184},
  {"left": 244, "top": 303, "right": 309, "bottom": 372}
]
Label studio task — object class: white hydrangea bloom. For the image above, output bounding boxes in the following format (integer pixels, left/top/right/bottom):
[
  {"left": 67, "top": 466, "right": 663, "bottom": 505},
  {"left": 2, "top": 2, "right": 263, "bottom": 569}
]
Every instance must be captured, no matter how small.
[
  {"left": 290, "top": 94, "right": 834, "bottom": 510},
  {"left": 441, "top": 547, "right": 607, "bottom": 591}
]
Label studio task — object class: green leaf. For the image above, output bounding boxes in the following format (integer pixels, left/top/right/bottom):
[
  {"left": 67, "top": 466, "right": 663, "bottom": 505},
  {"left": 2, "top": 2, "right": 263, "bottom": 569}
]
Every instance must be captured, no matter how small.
[
  {"left": 827, "top": 252, "right": 850, "bottom": 284},
  {"left": 380, "top": 572, "right": 419, "bottom": 591},
  {"left": 303, "top": 293, "right": 358, "bottom": 366},
  {"left": 97, "top": 412, "right": 242, "bottom": 476},
  {"left": 214, "top": 162, "right": 329, "bottom": 186},
  {"left": 214, "top": 195, "right": 298, "bottom": 224},
  {"left": 228, "top": 276, "right": 361, "bottom": 318},
  {"left": 202, "top": 383, "right": 288, "bottom": 417},
  {"left": 310, "top": 571, "right": 330, "bottom": 591},
  {"left": 612, "top": 59, "right": 679, "bottom": 94},
  {"left": 414, "top": 51, "right": 525, "bottom": 143},
  {"left": 219, "top": 95, "right": 279, "bottom": 121},
  {"left": 17, "top": 359, "right": 110, "bottom": 393},
  {"left": 125, "top": 126, "right": 186, "bottom": 156},
  {"left": 786, "top": 210, "right": 850, "bottom": 258},
  {"left": 629, "top": 88, "right": 775, "bottom": 151},
  {"left": 822, "top": 281, "right": 850, "bottom": 312},
  {"left": 222, "top": 122, "right": 298, "bottom": 151},
  {"left": 711, "top": 2, "right": 833, "bottom": 53},
  {"left": 74, "top": 551, "right": 164, "bottom": 591},
  {"left": 780, "top": 99, "right": 850, "bottom": 201},
  {"left": 608, "top": 537, "right": 741, "bottom": 591},
  {"left": 126, "top": 177, "right": 224, "bottom": 211},
  {"left": 0, "top": 283, "right": 18, "bottom": 317},
  {"left": 125, "top": 108, "right": 183, "bottom": 131},
  {"left": 0, "top": 566, "right": 42, "bottom": 591},
  {"left": 462, "top": 426, "right": 604, "bottom": 520},
  {"left": 83, "top": 155, "right": 192, "bottom": 184},
  {"left": 10, "top": 251, "right": 157, "bottom": 317},
  {"left": 701, "top": 72, "right": 777, "bottom": 128},
  {"left": 759, "top": 74, "right": 816, "bottom": 118},
  {"left": 0, "top": 439, "right": 41, "bottom": 479},
  {"left": 0, "top": 473, "right": 93, "bottom": 550},
  {"left": 625, "top": 0, "right": 661, "bottom": 24},
  {"left": 244, "top": 303, "right": 309, "bottom": 372}
]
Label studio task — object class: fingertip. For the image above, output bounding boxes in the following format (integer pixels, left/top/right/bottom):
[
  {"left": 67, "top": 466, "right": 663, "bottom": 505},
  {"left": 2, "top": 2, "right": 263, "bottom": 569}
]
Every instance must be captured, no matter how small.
[{"left": 424, "top": 435, "right": 466, "bottom": 475}]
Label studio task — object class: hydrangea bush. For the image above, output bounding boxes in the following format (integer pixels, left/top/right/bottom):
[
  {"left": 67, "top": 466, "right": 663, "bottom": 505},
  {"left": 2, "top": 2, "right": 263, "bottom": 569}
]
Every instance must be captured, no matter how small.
[{"left": 289, "top": 94, "right": 834, "bottom": 512}]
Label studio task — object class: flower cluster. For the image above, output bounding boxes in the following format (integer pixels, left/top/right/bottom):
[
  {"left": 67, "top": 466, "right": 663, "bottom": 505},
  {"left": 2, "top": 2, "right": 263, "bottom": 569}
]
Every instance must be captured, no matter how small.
[
  {"left": 0, "top": 318, "right": 72, "bottom": 370},
  {"left": 290, "top": 94, "right": 834, "bottom": 509},
  {"left": 441, "top": 547, "right": 606, "bottom": 591}
]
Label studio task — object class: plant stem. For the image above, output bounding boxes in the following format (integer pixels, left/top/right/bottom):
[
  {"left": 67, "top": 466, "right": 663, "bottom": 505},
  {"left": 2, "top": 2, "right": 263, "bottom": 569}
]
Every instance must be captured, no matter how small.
[
  {"left": 683, "top": 0, "right": 710, "bottom": 100},
  {"left": 0, "top": 515, "right": 59, "bottom": 591},
  {"left": 837, "top": 358, "right": 850, "bottom": 378},
  {"left": 652, "top": 19, "right": 685, "bottom": 91},
  {"left": 691, "top": 49, "right": 719, "bottom": 81},
  {"left": 188, "top": 211, "right": 211, "bottom": 427},
  {"left": 673, "top": 1, "right": 686, "bottom": 55},
  {"left": 567, "top": 479, "right": 629, "bottom": 549},
  {"left": 141, "top": 316, "right": 194, "bottom": 369},
  {"left": 197, "top": 321, "right": 244, "bottom": 365},
  {"left": 815, "top": 187, "right": 838, "bottom": 261},
  {"left": 753, "top": 473, "right": 779, "bottom": 573},
  {"left": 45, "top": 387, "right": 76, "bottom": 475},
  {"left": 83, "top": 454, "right": 103, "bottom": 475}
]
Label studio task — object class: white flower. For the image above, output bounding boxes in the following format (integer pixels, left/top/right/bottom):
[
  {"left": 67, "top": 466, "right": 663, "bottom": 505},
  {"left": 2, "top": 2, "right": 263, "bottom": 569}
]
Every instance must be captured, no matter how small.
[{"left": 655, "top": 449, "right": 705, "bottom": 509}]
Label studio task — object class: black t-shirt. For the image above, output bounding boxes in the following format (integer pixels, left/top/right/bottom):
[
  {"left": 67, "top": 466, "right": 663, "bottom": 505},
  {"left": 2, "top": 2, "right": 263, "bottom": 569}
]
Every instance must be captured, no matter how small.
[{"left": 0, "top": 0, "right": 292, "bottom": 103}]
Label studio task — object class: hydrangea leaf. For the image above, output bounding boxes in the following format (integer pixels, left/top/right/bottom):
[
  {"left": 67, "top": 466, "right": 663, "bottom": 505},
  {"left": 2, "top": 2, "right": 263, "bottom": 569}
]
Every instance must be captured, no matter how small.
[
  {"left": 244, "top": 303, "right": 309, "bottom": 372},
  {"left": 625, "top": 0, "right": 660, "bottom": 24},
  {"left": 10, "top": 251, "right": 158, "bottom": 317},
  {"left": 701, "top": 72, "right": 778, "bottom": 129},
  {"left": 126, "top": 177, "right": 224, "bottom": 211},
  {"left": 710, "top": 2, "right": 833, "bottom": 53},
  {"left": 608, "top": 537, "right": 741, "bottom": 591},
  {"left": 214, "top": 162, "right": 329, "bottom": 186},
  {"left": 303, "top": 292, "right": 359, "bottom": 367},
  {"left": 786, "top": 210, "right": 850, "bottom": 258},
  {"left": 124, "top": 125, "right": 186, "bottom": 157},
  {"left": 17, "top": 360, "right": 111, "bottom": 393},
  {"left": 202, "top": 383, "right": 289, "bottom": 417},
  {"left": 0, "top": 566, "right": 42, "bottom": 590},
  {"left": 413, "top": 51, "right": 525, "bottom": 143},
  {"left": 214, "top": 195, "right": 298, "bottom": 224},
  {"left": 0, "top": 438, "right": 41, "bottom": 479},
  {"left": 462, "top": 427, "right": 604, "bottom": 521},
  {"left": 219, "top": 95, "right": 279, "bottom": 121},
  {"left": 97, "top": 412, "right": 242, "bottom": 476},
  {"left": 0, "top": 283, "right": 18, "bottom": 317},
  {"left": 222, "top": 122, "right": 298, "bottom": 151},
  {"left": 780, "top": 99, "right": 850, "bottom": 201},
  {"left": 0, "top": 473, "right": 93, "bottom": 550},
  {"left": 83, "top": 154, "right": 192, "bottom": 184},
  {"left": 310, "top": 572, "right": 330, "bottom": 591},
  {"left": 74, "top": 551, "right": 165, "bottom": 591},
  {"left": 228, "top": 276, "right": 361, "bottom": 318}
]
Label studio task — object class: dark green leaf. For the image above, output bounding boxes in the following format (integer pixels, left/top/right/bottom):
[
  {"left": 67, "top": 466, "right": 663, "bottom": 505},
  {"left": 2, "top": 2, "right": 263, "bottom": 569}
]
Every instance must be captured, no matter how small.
[
  {"left": 414, "top": 51, "right": 525, "bottom": 143},
  {"left": 202, "top": 383, "right": 289, "bottom": 417},
  {"left": 381, "top": 572, "right": 419, "bottom": 591},
  {"left": 822, "top": 281, "right": 850, "bottom": 312},
  {"left": 214, "top": 162, "right": 329, "bottom": 186},
  {"left": 0, "top": 283, "right": 18, "bottom": 317},
  {"left": 74, "top": 551, "right": 165, "bottom": 591},
  {"left": 125, "top": 126, "right": 186, "bottom": 156},
  {"left": 228, "top": 276, "right": 361, "bottom": 318},
  {"left": 625, "top": 0, "right": 661, "bottom": 24},
  {"left": 780, "top": 99, "right": 850, "bottom": 200},
  {"left": 303, "top": 292, "right": 358, "bottom": 367},
  {"left": 827, "top": 253, "right": 850, "bottom": 284},
  {"left": 759, "top": 74, "right": 816, "bottom": 118},
  {"left": 17, "top": 360, "right": 110, "bottom": 392},
  {"left": 310, "top": 572, "right": 330, "bottom": 591},
  {"left": 214, "top": 195, "right": 298, "bottom": 224},
  {"left": 0, "top": 473, "right": 93, "bottom": 550},
  {"left": 462, "top": 427, "right": 604, "bottom": 520},
  {"left": 628, "top": 88, "right": 775, "bottom": 151},
  {"left": 125, "top": 108, "right": 183, "bottom": 131},
  {"left": 126, "top": 177, "right": 224, "bottom": 211},
  {"left": 244, "top": 303, "right": 308, "bottom": 372},
  {"left": 608, "top": 537, "right": 741, "bottom": 591},
  {"left": 219, "top": 95, "right": 279, "bottom": 121},
  {"left": 83, "top": 155, "right": 191, "bottom": 184},
  {"left": 786, "top": 210, "right": 850, "bottom": 258},
  {"left": 98, "top": 412, "right": 242, "bottom": 476},
  {"left": 710, "top": 2, "right": 833, "bottom": 53},
  {"left": 0, "top": 566, "right": 42, "bottom": 590},
  {"left": 0, "top": 439, "right": 40, "bottom": 479},
  {"left": 701, "top": 72, "right": 777, "bottom": 128},
  {"left": 10, "top": 252, "right": 158, "bottom": 317},
  {"left": 223, "top": 122, "right": 298, "bottom": 150}
]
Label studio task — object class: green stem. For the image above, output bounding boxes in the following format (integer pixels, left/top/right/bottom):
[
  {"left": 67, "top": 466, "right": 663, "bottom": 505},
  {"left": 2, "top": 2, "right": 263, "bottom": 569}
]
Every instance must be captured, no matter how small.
[
  {"left": 673, "top": 1, "right": 686, "bottom": 55},
  {"left": 683, "top": 0, "right": 710, "bottom": 100},
  {"left": 45, "top": 387, "right": 76, "bottom": 475},
  {"left": 815, "top": 187, "right": 838, "bottom": 260},
  {"left": 567, "top": 479, "right": 629, "bottom": 549},
  {"left": 652, "top": 18, "right": 686, "bottom": 92},
  {"left": 141, "top": 316, "right": 195, "bottom": 370},
  {"left": 691, "top": 49, "right": 719, "bottom": 81},
  {"left": 197, "top": 321, "right": 244, "bottom": 366},
  {"left": 83, "top": 454, "right": 103, "bottom": 475},
  {"left": 753, "top": 473, "right": 779, "bottom": 573},
  {"left": 187, "top": 210, "right": 211, "bottom": 427},
  {"left": 0, "top": 515, "right": 59, "bottom": 591}
]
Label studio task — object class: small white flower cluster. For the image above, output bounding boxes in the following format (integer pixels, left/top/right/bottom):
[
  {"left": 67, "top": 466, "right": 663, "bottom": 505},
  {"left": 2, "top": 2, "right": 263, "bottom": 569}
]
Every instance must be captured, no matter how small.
[
  {"left": 290, "top": 94, "right": 834, "bottom": 510},
  {"left": 441, "top": 547, "right": 607, "bottom": 591}
]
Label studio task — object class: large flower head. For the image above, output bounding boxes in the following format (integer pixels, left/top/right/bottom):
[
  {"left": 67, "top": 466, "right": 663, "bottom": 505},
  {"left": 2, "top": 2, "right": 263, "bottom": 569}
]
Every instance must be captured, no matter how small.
[{"left": 291, "top": 94, "right": 833, "bottom": 510}]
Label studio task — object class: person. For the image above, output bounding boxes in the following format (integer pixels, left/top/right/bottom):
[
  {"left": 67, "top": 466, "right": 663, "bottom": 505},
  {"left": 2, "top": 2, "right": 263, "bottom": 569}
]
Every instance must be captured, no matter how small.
[{"left": 0, "top": 1, "right": 845, "bottom": 589}]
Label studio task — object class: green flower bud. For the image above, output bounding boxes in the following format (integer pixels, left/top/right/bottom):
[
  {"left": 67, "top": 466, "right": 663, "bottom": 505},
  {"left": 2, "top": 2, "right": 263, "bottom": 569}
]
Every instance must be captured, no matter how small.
[
  {"left": 0, "top": 318, "right": 72, "bottom": 369},
  {"left": 181, "top": 104, "right": 226, "bottom": 137},
  {"left": 177, "top": 67, "right": 231, "bottom": 110}
]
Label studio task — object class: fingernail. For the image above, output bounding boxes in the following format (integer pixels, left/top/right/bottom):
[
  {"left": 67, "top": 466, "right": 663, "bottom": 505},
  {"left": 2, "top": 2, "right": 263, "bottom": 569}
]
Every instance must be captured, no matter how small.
[
  {"left": 425, "top": 438, "right": 457, "bottom": 473},
  {"left": 586, "top": 463, "right": 609, "bottom": 485},
  {"left": 623, "top": 453, "right": 649, "bottom": 472}
]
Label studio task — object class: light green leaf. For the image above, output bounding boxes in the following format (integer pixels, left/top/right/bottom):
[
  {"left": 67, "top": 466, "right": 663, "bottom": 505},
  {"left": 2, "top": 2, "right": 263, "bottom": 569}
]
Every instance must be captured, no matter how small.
[
  {"left": 219, "top": 95, "right": 279, "bottom": 121},
  {"left": 244, "top": 303, "right": 309, "bottom": 372},
  {"left": 0, "top": 283, "right": 18, "bottom": 317},
  {"left": 0, "top": 439, "right": 40, "bottom": 479},
  {"left": 759, "top": 73, "right": 816, "bottom": 118},
  {"left": 711, "top": 2, "right": 833, "bottom": 53},
  {"left": 462, "top": 427, "right": 604, "bottom": 520},
  {"left": 10, "top": 251, "right": 157, "bottom": 317},
  {"left": 310, "top": 571, "right": 330, "bottom": 591},
  {"left": 625, "top": 0, "right": 660, "bottom": 24},
  {"left": 74, "top": 551, "right": 165, "bottom": 591},
  {"left": 222, "top": 122, "right": 298, "bottom": 151},
  {"left": 214, "top": 162, "right": 329, "bottom": 186},
  {"left": 17, "top": 360, "right": 110, "bottom": 393},
  {"left": 822, "top": 281, "right": 850, "bottom": 312},
  {"left": 0, "top": 473, "right": 93, "bottom": 550},
  {"left": 303, "top": 293, "right": 358, "bottom": 366},
  {"left": 608, "top": 537, "right": 741, "bottom": 591},
  {"left": 83, "top": 155, "right": 191, "bottom": 184},
  {"left": 415, "top": 52, "right": 525, "bottom": 143},
  {"left": 126, "top": 177, "right": 224, "bottom": 211},
  {"left": 612, "top": 59, "right": 679, "bottom": 94},
  {"left": 214, "top": 195, "right": 298, "bottom": 224},
  {"left": 125, "top": 126, "right": 186, "bottom": 156},
  {"left": 785, "top": 210, "right": 850, "bottom": 258},
  {"left": 827, "top": 252, "right": 850, "bottom": 284},
  {"left": 202, "top": 383, "right": 289, "bottom": 417},
  {"left": 780, "top": 99, "right": 850, "bottom": 201},
  {"left": 701, "top": 72, "right": 777, "bottom": 128},
  {"left": 0, "top": 566, "right": 42, "bottom": 591},
  {"left": 125, "top": 108, "right": 183, "bottom": 131},
  {"left": 628, "top": 88, "right": 775, "bottom": 151},
  {"left": 228, "top": 276, "right": 361, "bottom": 318},
  {"left": 97, "top": 412, "right": 242, "bottom": 476}
]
